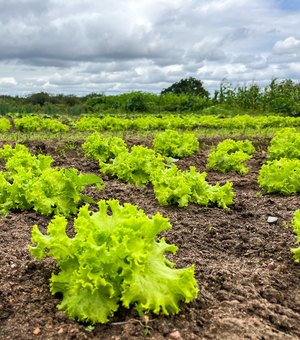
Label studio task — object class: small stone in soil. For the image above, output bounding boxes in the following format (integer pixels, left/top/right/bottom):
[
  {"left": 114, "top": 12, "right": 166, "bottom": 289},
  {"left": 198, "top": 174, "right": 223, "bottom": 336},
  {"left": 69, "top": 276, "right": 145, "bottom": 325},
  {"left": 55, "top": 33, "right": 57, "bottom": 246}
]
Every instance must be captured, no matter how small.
[
  {"left": 169, "top": 330, "right": 183, "bottom": 340},
  {"left": 33, "top": 327, "right": 41, "bottom": 335},
  {"left": 267, "top": 216, "right": 278, "bottom": 224}
]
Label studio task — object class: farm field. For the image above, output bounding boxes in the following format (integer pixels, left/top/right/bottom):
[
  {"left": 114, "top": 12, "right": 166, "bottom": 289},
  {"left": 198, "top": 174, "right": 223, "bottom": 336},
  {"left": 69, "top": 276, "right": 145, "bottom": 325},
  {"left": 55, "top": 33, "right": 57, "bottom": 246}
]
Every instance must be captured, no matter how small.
[{"left": 1, "top": 132, "right": 300, "bottom": 339}]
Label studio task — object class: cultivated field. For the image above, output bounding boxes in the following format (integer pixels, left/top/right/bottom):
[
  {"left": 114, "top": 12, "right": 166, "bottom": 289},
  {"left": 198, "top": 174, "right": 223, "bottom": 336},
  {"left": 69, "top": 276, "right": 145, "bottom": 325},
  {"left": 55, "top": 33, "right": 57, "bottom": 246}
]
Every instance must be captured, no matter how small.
[{"left": 1, "top": 130, "right": 300, "bottom": 339}]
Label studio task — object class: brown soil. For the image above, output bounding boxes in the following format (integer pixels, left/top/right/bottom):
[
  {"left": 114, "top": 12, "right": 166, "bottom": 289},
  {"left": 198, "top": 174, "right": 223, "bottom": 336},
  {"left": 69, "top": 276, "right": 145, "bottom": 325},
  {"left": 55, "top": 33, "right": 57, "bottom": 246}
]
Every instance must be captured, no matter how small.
[{"left": 1, "top": 137, "right": 300, "bottom": 340}]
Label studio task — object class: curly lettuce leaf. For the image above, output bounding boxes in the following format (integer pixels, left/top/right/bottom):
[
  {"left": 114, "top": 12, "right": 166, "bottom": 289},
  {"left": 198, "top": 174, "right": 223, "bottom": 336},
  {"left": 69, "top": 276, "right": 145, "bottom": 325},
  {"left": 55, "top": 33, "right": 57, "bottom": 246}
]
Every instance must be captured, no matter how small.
[
  {"left": 26, "top": 169, "right": 103, "bottom": 216},
  {"left": 267, "top": 128, "right": 300, "bottom": 160},
  {"left": 0, "top": 144, "right": 53, "bottom": 175},
  {"left": 121, "top": 238, "right": 197, "bottom": 316},
  {"left": 0, "top": 144, "right": 103, "bottom": 216},
  {"left": 151, "top": 165, "right": 191, "bottom": 207},
  {"left": 291, "top": 210, "right": 300, "bottom": 262}
]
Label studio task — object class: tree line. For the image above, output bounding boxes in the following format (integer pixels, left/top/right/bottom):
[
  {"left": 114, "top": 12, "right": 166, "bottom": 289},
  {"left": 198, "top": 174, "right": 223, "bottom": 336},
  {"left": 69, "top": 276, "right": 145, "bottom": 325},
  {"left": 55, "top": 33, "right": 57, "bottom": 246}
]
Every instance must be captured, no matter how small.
[{"left": 0, "top": 77, "right": 299, "bottom": 116}]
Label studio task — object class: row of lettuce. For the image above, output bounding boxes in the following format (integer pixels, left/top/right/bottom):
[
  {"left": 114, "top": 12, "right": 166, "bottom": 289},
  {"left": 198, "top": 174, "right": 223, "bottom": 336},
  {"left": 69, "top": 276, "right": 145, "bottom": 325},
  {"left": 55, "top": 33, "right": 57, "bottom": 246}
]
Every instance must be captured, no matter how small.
[
  {"left": 0, "top": 143, "right": 198, "bottom": 324},
  {"left": 81, "top": 128, "right": 300, "bottom": 266},
  {"left": 2, "top": 114, "right": 300, "bottom": 133},
  {"left": 2, "top": 128, "right": 300, "bottom": 325}
]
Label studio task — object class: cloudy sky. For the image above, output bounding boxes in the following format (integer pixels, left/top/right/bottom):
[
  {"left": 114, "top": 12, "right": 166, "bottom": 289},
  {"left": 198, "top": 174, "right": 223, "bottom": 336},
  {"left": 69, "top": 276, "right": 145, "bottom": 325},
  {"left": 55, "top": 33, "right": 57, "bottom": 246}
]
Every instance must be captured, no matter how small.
[{"left": 0, "top": 0, "right": 300, "bottom": 96}]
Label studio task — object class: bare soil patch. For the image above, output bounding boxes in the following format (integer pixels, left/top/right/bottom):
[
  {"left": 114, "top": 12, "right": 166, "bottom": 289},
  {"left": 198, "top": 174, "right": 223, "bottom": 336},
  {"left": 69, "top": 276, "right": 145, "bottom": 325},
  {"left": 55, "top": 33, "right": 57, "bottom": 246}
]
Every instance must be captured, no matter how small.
[{"left": 1, "top": 137, "right": 300, "bottom": 339}]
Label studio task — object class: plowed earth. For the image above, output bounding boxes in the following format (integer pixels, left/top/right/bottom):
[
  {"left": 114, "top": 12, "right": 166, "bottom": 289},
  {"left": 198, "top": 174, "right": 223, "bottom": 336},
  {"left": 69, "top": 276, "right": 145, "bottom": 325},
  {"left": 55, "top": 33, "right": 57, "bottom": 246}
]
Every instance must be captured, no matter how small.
[{"left": 1, "top": 136, "right": 300, "bottom": 340}]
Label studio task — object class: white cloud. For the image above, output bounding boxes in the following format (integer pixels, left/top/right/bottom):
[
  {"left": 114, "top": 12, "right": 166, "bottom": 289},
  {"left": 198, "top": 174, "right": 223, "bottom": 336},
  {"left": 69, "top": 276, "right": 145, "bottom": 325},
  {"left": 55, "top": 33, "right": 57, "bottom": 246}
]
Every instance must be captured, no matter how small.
[
  {"left": 273, "top": 36, "right": 300, "bottom": 54},
  {"left": 0, "top": 77, "right": 17, "bottom": 86}
]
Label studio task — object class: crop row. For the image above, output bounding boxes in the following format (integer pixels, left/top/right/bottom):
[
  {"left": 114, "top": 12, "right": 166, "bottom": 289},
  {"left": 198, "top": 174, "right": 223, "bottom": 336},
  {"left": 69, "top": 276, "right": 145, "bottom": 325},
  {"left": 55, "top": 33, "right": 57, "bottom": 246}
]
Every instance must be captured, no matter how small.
[{"left": 1, "top": 114, "right": 300, "bottom": 133}]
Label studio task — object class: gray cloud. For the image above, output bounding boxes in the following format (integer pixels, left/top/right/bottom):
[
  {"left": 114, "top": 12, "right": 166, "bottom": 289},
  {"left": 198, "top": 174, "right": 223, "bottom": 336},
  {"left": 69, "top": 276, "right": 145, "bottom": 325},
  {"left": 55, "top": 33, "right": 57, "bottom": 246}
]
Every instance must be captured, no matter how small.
[{"left": 0, "top": 0, "right": 300, "bottom": 95}]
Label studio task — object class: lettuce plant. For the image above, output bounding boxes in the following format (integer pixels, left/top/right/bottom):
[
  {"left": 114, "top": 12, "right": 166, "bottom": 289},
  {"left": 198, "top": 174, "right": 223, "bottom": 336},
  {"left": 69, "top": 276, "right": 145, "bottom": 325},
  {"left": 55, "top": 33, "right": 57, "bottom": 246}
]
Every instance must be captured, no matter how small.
[
  {"left": 153, "top": 129, "right": 199, "bottom": 158},
  {"left": 13, "top": 116, "right": 68, "bottom": 133},
  {"left": 100, "top": 145, "right": 166, "bottom": 187},
  {"left": 267, "top": 128, "right": 300, "bottom": 160},
  {"left": 291, "top": 210, "right": 300, "bottom": 261},
  {"left": 82, "top": 133, "right": 128, "bottom": 162},
  {"left": 26, "top": 168, "right": 102, "bottom": 216},
  {"left": 0, "top": 144, "right": 53, "bottom": 175},
  {"left": 151, "top": 165, "right": 191, "bottom": 207},
  {"left": 42, "top": 119, "right": 69, "bottom": 133},
  {"left": 258, "top": 158, "right": 300, "bottom": 195},
  {"left": 0, "top": 118, "right": 11, "bottom": 132},
  {"left": 29, "top": 200, "right": 198, "bottom": 324},
  {"left": 206, "top": 139, "right": 255, "bottom": 174},
  {"left": 14, "top": 116, "right": 43, "bottom": 132},
  {"left": 75, "top": 117, "right": 103, "bottom": 131},
  {"left": 0, "top": 144, "right": 102, "bottom": 216},
  {"left": 151, "top": 165, "right": 234, "bottom": 208}
]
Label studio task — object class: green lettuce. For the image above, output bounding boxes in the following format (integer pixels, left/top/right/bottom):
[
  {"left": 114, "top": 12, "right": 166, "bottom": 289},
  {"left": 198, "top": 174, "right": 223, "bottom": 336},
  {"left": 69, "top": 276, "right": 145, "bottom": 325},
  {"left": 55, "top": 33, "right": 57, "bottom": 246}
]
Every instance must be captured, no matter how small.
[
  {"left": 291, "top": 210, "right": 300, "bottom": 261},
  {"left": 0, "top": 144, "right": 103, "bottom": 216},
  {"left": 151, "top": 165, "right": 234, "bottom": 208},
  {"left": 29, "top": 200, "right": 198, "bottom": 324},
  {"left": 151, "top": 165, "right": 191, "bottom": 207},
  {"left": 206, "top": 139, "right": 255, "bottom": 174},
  {"left": 100, "top": 145, "right": 166, "bottom": 187},
  {"left": 0, "top": 118, "right": 11, "bottom": 132},
  {"left": 267, "top": 128, "right": 300, "bottom": 160},
  {"left": 14, "top": 116, "right": 68, "bottom": 133},
  {"left": 26, "top": 168, "right": 102, "bottom": 216},
  {"left": 82, "top": 133, "right": 128, "bottom": 162},
  {"left": 258, "top": 158, "right": 300, "bottom": 195},
  {"left": 153, "top": 129, "right": 199, "bottom": 158}
]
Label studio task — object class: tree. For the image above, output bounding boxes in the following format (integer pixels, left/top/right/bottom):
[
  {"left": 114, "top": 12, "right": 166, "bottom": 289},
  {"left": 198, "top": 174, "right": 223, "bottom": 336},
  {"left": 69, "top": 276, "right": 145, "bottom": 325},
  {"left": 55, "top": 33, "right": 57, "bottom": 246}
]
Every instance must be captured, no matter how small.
[
  {"left": 125, "top": 92, "right": 148, "bottom": 112},
  {"left": 26, "top": 92, "right": 51, "bottom": 106},
  {"left": 161, "top": 77, "right": 210, "bottom": 98}
]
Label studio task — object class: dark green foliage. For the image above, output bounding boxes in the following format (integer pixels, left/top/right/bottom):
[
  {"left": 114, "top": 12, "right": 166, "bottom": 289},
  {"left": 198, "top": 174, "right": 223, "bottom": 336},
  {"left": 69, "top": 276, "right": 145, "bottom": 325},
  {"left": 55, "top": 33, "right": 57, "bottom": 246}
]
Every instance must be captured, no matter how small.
[
  {"left": 125, "top": 93, "right": 148, "bottom": 112},
  {"left": 214, "top": 78, "right": 300, "bottom": 116},
  {"left": 27, "top": 92, "right": 51, "bottom": 106},
  {"left": 161, "top": 77, "right": 210, "bottom": 98}
]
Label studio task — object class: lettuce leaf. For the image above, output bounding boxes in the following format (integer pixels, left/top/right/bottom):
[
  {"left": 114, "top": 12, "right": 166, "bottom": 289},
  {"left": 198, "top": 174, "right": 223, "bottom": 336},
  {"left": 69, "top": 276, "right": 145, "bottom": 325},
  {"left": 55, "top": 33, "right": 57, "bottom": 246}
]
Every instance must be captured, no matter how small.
[
  {"left": 82, "top": 133, "right": 128, "bottom": 162},
  {"left": 267, "top": 128, "right": 300, "bottom": 160},
  {"left": 121, "top": 239, "right": 196, "bottom": 316},
  {"left": 291, "top": 210, "right": 300, "bottom": 262}
]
